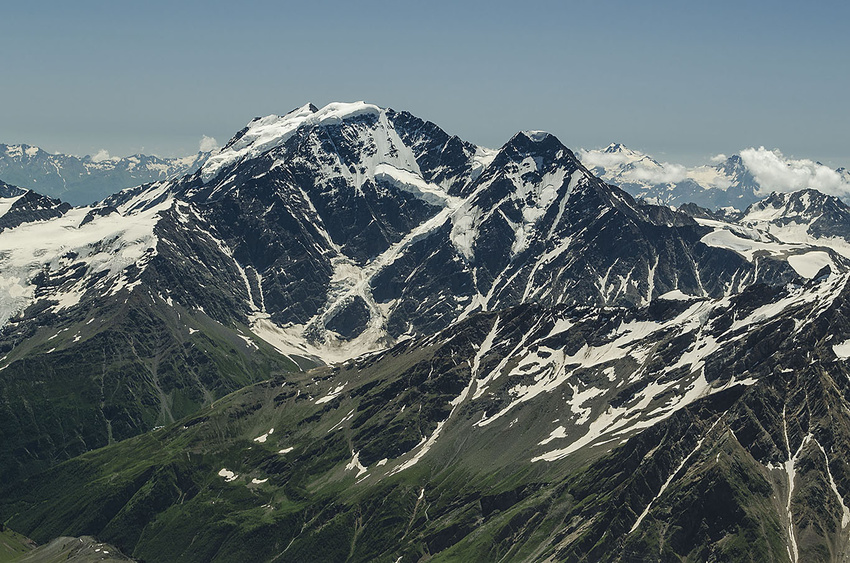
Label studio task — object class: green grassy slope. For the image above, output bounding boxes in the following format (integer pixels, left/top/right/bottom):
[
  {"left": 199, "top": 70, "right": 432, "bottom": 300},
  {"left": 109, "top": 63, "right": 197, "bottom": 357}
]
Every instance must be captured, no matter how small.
[
  {"left": 0, "top": 288, "right": 304, "bottom": 485},
  {"left": 0, "top": 527, "right": 34, "bottom": 562}
]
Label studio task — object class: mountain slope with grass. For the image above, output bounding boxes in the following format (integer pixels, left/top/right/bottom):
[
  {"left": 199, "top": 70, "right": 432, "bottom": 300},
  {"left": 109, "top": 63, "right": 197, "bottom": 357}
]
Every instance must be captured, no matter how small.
[{"left": 4, "top": 271, "right": 850, "bottom": 561}]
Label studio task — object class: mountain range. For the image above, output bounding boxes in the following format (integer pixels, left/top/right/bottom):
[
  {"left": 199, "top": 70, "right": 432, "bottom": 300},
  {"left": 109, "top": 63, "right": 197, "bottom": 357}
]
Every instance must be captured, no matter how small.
[
  {"left": 1, "top": 102, "right": 850, "bottom": 561},
  {"left": 581, "top": 143, "right": 850, "bottom": 212},
  {"left": 0, "top": 143, "right": 210, "bottom": 205}
]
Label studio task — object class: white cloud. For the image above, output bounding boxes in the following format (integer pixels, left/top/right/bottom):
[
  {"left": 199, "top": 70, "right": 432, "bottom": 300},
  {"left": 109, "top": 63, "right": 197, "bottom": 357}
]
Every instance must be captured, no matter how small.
[
  {"left": 91, "top": 149, "right": 110, "bottom": 163},
  {"left": 628, "top": 162, "right": 689, "bottom": 184},
  {"left": 199, "top": 135, "right": 219, "bottom": 152},
  {"left": 582, "top": 144, "right": 850, "bottom": 196},
  {"left": 740, "top": 146, "right": 850, "bottom": 197},
  {"left": 578, "top": 149, "right": 634, "bottom": 170},
  {"left": 580, "top": 147, "right": 708, "bottom": 186}
]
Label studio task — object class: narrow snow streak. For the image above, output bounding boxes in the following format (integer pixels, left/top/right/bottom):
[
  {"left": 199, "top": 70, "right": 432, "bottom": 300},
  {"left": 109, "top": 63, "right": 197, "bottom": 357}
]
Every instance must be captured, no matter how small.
[
  {"left": 391, "top": 320, "right": 499, "bottom": 474},
  {"left": 469, "top": 318, "right": 500, "bottom": 399},
  {"left": 813, "top": 439, "right": 850, "bottom": 528},
  {"left": 190, "top": 215, "right": 257, "bottom": 309},
  {"left": 782, "top": 405, "right": 812, "bottom": 563},
  {"left": 629, "top": 417, "right": 722, "bottom": 534}
]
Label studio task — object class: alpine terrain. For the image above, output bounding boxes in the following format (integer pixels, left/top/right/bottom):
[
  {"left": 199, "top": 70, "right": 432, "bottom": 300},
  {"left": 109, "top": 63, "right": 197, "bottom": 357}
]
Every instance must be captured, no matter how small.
[
  {"left": 1, "top": 102, "right": 850, "bottom": 562},
  {"left": 0, "top": 143, "right": 211, "bottom": 205},
  {"left": 581, "top": 142, "right": 850, "bottom": 212}
]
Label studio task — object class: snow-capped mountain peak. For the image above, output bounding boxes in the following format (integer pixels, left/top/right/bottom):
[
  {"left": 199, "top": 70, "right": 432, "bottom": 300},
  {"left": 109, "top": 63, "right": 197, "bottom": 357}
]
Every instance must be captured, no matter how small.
[
  {"left": 734, "top": 188, "right": 850, "bottom": 250},
  {"left": 5, "top": 105, "right": 850, "bottom": 368},
  {"left": 601, "top": 141, "right": 641, "bottom": 156},
  {"left": 6, "top": 106, "right": 850, "bottom": 561},
  {"left": 580, "top": 142, "right": 663, "bottom": 177},
  {"left": 518, "top": 130, "right": 554, "bottom": 143},
  {"left": 202, "top": 101, "right": 386, "bottom": 182},
  {"left": 2, "top": 144, "right": 44, "bottom": 159}
]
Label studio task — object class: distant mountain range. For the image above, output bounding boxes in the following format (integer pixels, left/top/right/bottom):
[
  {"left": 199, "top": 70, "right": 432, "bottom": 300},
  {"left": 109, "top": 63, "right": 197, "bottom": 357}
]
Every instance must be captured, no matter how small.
[
  {"left": 0, "top": 143, "right": 210, "bottom": 205},
  {"left": 1, "top": 103, "right": 850, "bottom": 561},
  {"left": 580, "top": 142, "right": 850, "bottom": 211},
  {"left": 4, "top": 137, "right": 848, "bottom": 214}
]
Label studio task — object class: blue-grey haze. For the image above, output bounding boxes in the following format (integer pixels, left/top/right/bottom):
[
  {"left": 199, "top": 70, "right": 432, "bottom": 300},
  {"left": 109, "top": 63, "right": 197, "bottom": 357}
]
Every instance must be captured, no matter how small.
[{"left": 2, "top": 0, "right": 848, "bottom": 166}]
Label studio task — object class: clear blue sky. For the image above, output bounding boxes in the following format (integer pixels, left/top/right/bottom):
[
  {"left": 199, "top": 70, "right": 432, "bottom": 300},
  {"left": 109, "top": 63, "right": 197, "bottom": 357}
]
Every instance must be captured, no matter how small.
[{"left": 2, "top": 0, "right": 848, "bottom": 166}]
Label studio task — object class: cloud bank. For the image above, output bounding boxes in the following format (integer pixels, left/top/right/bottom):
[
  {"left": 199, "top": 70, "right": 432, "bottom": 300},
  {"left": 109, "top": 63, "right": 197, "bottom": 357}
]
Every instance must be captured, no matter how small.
[
  {"left": 578, "top": 150, "right": 634, "bottom": 170},
  {"left": 579, "top": 148, "right": 728, "bottom": 189},
  {"left": 581, "top": 145, "right": 849, "bottom": 198},
  {"left": 627, "top": 162, "right": 689, "bottom": 185},
  {"left": 740, "top": 147, "right": 850, "bottom": 197}
]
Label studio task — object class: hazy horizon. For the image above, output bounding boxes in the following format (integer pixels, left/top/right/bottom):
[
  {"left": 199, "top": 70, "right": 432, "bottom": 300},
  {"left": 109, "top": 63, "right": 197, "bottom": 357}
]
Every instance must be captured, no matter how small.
[{"left": 3, "top": 1, "right": 848, "bottom": 167}]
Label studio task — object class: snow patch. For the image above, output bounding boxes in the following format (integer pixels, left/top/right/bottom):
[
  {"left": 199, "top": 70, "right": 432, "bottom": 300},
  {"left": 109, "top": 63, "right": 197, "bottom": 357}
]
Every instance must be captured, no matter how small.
[
  {"left": 345, "top": 451, "right": 368, "bottom": 477},
  {"left": 0, "top": 193, "right": 170, "bottom": 325},
  {"left": 316, "top": 383, "right": 346, "bottom": 405},
  {"left": 833, "top": 338, "right": 850, "bottom": 359},
  {"left": 374, "top": 163, "right": 453, "bottom": 207},
  {"left": 658, "top": 289, "right": 694, "bottom": 301},
  {"left": 787, "top": 251, "right": 832, "bottom": 279},
  {"left": 0, "top": 194, "right": 24, "bottom": 218},
  {"left": 253, "top": 428, "right": 274, "bottom": 443},
  {"left": 700, "top": 228, "right": 799, "bottom": 261}
]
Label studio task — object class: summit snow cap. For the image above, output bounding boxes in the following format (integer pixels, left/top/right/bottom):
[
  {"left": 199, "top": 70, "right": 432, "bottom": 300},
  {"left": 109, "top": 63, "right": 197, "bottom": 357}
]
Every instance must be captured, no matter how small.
[
  {"left": 521, "top": 130, "right": 554, "bottom": 143},
  {"left": 201, "top": 102, "right": 382, "bottom": 182}
]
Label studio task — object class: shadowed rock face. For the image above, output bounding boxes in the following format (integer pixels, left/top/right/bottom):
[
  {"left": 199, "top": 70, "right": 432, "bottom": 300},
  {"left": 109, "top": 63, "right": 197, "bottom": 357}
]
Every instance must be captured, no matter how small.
[
  {"left": 0, "top": 190, "right": 71, "bottom": 232},
  {"left": 0, "top": 179, "right": 26, "bottom": 198}
]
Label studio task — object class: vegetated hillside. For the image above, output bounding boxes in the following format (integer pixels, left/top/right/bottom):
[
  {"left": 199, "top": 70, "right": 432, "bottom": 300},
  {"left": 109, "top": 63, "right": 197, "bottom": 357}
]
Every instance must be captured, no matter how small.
[{"left": 4, "top": 271, "right": 850, "bottom": 561}]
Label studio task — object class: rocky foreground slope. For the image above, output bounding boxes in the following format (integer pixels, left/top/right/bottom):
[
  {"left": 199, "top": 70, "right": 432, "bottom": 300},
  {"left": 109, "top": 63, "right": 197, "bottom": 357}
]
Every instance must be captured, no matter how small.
[{"left": 4, "top": 274, "right": 850, "bottom": 561}]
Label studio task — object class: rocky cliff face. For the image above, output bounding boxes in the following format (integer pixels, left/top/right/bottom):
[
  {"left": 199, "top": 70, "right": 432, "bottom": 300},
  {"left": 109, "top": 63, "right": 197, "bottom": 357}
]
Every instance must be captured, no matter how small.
[{"left": 87, "top": 102, "right": 834, "bottom": 362}]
